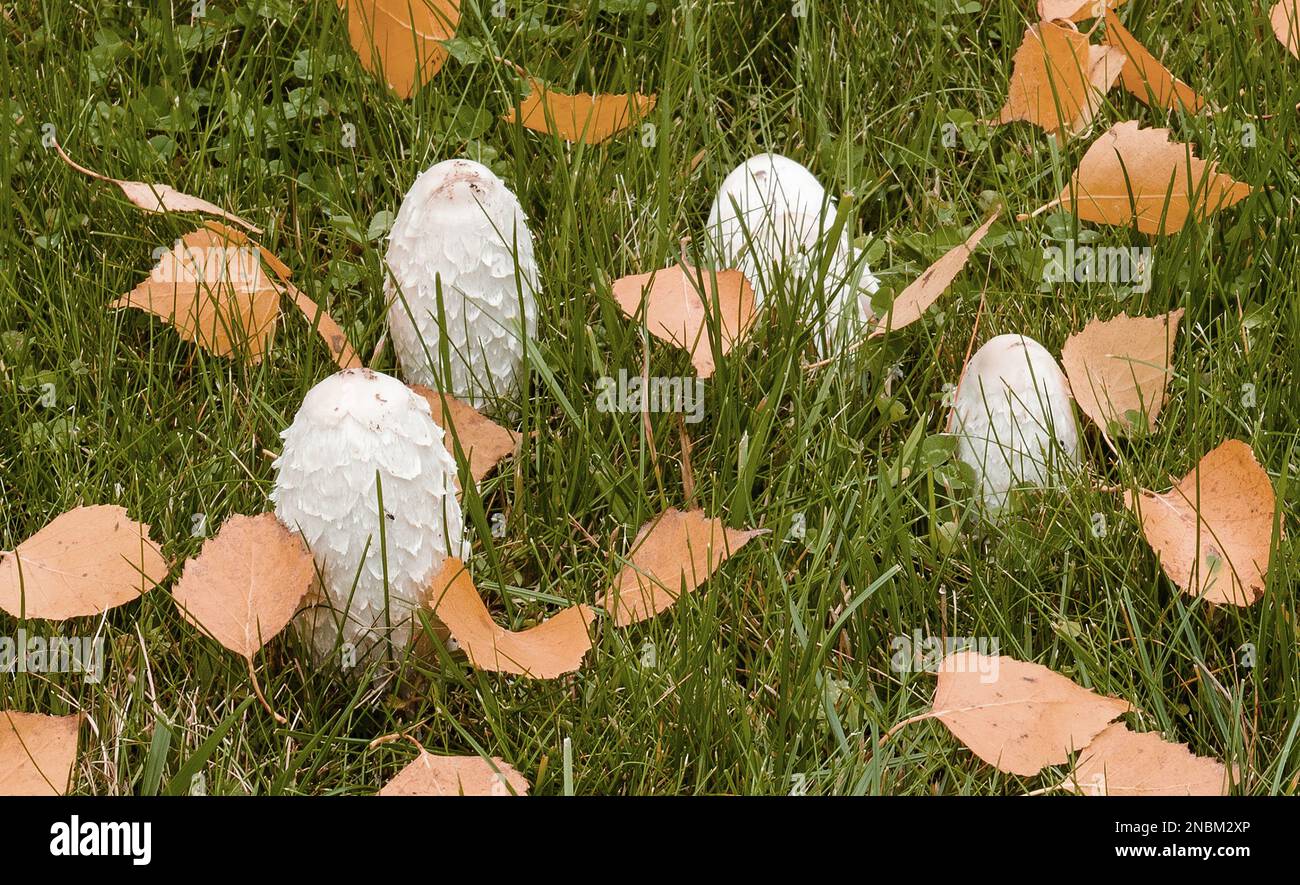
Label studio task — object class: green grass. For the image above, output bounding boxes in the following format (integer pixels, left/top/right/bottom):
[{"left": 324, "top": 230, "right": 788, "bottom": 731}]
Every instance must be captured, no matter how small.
[{"left": 1, "top": 0, "right": 1297, "bottom": 795}]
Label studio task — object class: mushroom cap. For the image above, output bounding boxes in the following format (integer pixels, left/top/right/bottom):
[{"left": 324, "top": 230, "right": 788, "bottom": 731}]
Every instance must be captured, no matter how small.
[
  {"left": 705, "top": 153, "right": 879, "bottom": 353},
  {"left": 271, "top": 368, "right": 465, "bottom": 667},
  {"left": 951, "top": 334, "right": 1080, "bottom": 513},
  {"left": 385, "top": 159, "right": 540, "bottom": 412}
]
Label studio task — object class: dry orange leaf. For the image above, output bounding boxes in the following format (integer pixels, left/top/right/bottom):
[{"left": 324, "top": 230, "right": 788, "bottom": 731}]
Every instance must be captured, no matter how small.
[
  {"left": 504, "top": 78, "right": 656, "bottom": 144},
  {"left": 172, "top": 514, "right": 318, "bottom": 659},
  {"left": 930, "top": 652, "right": 1130, "bottom": 776},
  {"left": 0, "top": 506, "right": 168, "bottom": 621},
  {"left": 1060, "top": 308, "right": 1183, "bottom": 438},
  {"left": 117, "top": 223, "right": 360, "bottom": 368},
  {"left": 995, "top": 22, "right": 1117, "bottom": 138},
  {"left": 1075, "top": 44, "right": 1129, "bottom": 134},
  {"left": 379, "top": 750, "right": 528, "bottom": 795},
  {"left": 0, "top": 712, "right": 81, "bottom": 796},
  {"left": 598, "top": 508, "right": 762, "bottom": 627},
  {"left": 340, "top": 0, "right": 460, "bottom": 99},
  {"left": 53, "top": 141, "right": 260, "bottom": 233},
  {"left": 427, "top": 558, "right": 595, "bottom": 678},
  {"left": 211, "top": 222, "right": 360, "bottom": 367},
  {"left": 612, "top": 264, "right": 757, "bottom": 377},
  {"left": 411, "top": 385, "right": 521, "bottom": 488},
  {"left": 1037, "top": 0, "right": 1126, "bottom": 22},
  {"left": 1272, "top": 1, "right": 1300, "bottom": 57},
  {"left": 115, "top": 225, "right": 283, "bottom": 360},
  {"left": 870, "top": 211, "right": 999, "bottom": 338},
  {"left": 1065, "top": 723, "right": 1230, "bottom": 795},
  {"left": 1049, "top": 120, "right": 1251, "bottom": 234},
  {"left": 1126, "top": 440, "right": 1276, "bottom": 606},
  {"left": 1104, "top": 9, "right": 1207, "bottom": 112}
]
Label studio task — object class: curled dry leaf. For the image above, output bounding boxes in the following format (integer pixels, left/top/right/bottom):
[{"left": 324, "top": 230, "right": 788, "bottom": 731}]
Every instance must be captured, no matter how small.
[
  {"left": 870, "top": 211, "right": 999, "bottom": 338},
  {"left": 0, "top": 505, "right": 168, "bottom": 621},
  {"left": 1059, "top": 309, "right": 1183, "bottom": 438},
  {"left": 1126, "top": 440, "right": 1276, "bottom": 606},
  {"left": 379, "top": 749, "right": 528, "bottom": 796},
  {"left": 1048, "top": 121, "right": 1251, "bottom": 235},
  {"left": 115, "top": 224, "right": 283, "bottom": 360},
  {"left": 597, "top": 508, "right": 762, "bottom": 627},
  {"left": 52, "top": 141, "right": 261, "bottom": 233},
  {"left": 427, "top": 558, "right": 595, "bottom": 678},
  {"left": 0, "top": 712, "right": 81, "bottom": 796},
  {"left": 340, "top": 0, "right": 460, "bottom": 99},
  {"left": 1064, "top": 723, "right": 1230, "bottom": 795},
  {"left": 1104, "top": 9, "right": 1207, "bottom": 112},
  {"left": 612, "top": 264, "right": 757, "bottom": 378},
  {"left": 504, "top": 78, "right": 657, "bottom": 144},
  {"left": 1037, "top": 0, "right": 1126, "bottom": 22},
  {"left": 411, "top": 385, "right": 521, "bottom": 488},
  {"left": 995, "top": 22, "right": 1122, "bottom": 138},
  {"left": 1075, "top": 44, "right": 1128, "bottom": 134},
  {"left": 1273, "top": 0, "right": 1300, "bottom": 58},
  {"left": 930, "top": 652, "right": 1130, "bottom": 776},
  {"left": 172, "top": 514, "right": 318, "bottom": 659}
]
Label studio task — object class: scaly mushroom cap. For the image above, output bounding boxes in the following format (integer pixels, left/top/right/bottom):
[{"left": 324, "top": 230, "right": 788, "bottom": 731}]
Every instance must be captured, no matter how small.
[
  {"left": 271, "top": 368, "right": 465, "bottom": 668},
  {"left": 950, "top": 334, "right": 1080, "bottom": 513},
  {"left": 706, "top": 153, "right": 880, "bottom": 353},
  {"left": 385, "top": 158, "right": 540, "bottom": 412}
]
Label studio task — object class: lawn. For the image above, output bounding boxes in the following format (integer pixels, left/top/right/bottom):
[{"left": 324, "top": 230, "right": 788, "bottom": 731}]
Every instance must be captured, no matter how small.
[{"left": 1, "top": 0, "right": 1297, "bottom": 796}]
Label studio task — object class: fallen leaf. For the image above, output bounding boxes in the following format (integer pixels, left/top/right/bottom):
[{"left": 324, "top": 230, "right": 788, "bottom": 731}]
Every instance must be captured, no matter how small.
[
  {"left": 931, "top": 652, "right": 1130, "bottom": 776},
  {"left": 995, "top": 22, "right": 1102, "bottom": 137},
  {"left": 870, "top": 211, "right": 999, "bottom": 337},
  {"left": 115, "top": 225, "right": 283, "bottom": 360},
  {"left": 340, "top": 0, "right": 460, "bottom": 99},
  {"left": 411, "top": 386, "right": 521, "bottom": 488},
  {"left": 1272, "top": 0, "right": 1300, "bottom": 58},
  {"left": 1104, "top": 9, "right": 1207, "bottom": 112},
  {"left": 1049, "top": 120, "right": 1251, "bottom": 234},
  {"left": 504, "top": 78, "right": 656, "bottom": 144},
  {"left": 117, "top": 223, "right": 361, "bottom": 367},
  {"left": 172, "top": 514, "right": 318, "bottom": 659},
  {"left": 612, "top": 264, "right": 757, "bottom": 377},
  {"left": 0, "top": 506, "right": 168, "bottom": 621},
  {"left": 597, "top": 509, "right": 762, "bottom": 627},
  {"left": 53, "top": 141, "right": 260, "bottom": 233},
  {"left": 1065, "top": 723, "right": 1230, "bottom": 795},
  {"left": 1037, "top": 0, "right": 1126, "bottom": 22},
  {"left": 1126, "top": 440, "right": 1276, "bottom": 606},
  {"left": 379, "top": 750, "right": 528, "bottom": 795},
  {"left": 0, "top": 712, "right": 81, "bottom": 796},
  {"left": 1074, "top": 44, "right": 1129, "bottom": 134},
  {"left": 427, "top": 558, "right": 594, "bottom": 678},
  {"left": 1060, "top": 309, "right": 1183, "bottom": 437}
]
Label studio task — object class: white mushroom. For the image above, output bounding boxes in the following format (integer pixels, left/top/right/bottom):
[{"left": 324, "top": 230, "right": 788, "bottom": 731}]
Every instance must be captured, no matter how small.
[
  {"left": 950, "top": 334, "right": 1080, "bottom": 513},
  {"left": 271, "top": 368, "right": 465, "bottom": 668},
  {"left": 706, "top": 153, "right": 879, "bottom": 352},
  {"left": 385, "top": 158, "right": 540, "bottom": 412}
]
